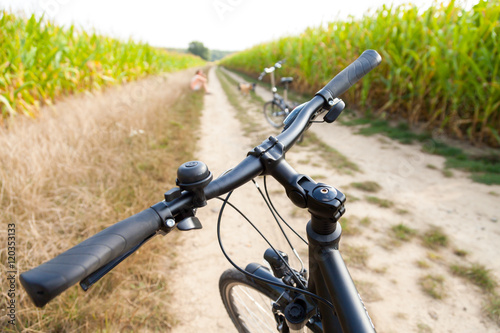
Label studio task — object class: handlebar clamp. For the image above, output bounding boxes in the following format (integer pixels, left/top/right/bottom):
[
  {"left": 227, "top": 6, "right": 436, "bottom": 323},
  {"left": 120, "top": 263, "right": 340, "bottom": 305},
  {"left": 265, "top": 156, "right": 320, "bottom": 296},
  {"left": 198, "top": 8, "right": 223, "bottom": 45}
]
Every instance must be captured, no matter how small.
[{"left": 248, "top": 136, "right": 286, "bottom": 174}]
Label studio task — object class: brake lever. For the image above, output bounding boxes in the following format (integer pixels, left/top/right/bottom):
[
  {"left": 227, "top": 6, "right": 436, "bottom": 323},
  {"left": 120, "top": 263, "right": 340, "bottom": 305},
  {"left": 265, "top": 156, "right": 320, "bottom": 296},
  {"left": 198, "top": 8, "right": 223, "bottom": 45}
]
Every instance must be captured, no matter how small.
[{"left": 79, "top": 233, "right": 156, "bottom": 291}]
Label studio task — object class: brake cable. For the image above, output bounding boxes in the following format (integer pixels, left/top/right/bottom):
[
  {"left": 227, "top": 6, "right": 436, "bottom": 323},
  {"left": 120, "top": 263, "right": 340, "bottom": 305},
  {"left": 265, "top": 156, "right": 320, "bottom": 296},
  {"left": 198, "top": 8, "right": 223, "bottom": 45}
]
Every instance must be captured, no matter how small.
[
  {"left": 215, "top": 190, "right": 335, "bottom": 310},
  {"left": 253, "top": 177, "right": 306, "bottom": 273}
]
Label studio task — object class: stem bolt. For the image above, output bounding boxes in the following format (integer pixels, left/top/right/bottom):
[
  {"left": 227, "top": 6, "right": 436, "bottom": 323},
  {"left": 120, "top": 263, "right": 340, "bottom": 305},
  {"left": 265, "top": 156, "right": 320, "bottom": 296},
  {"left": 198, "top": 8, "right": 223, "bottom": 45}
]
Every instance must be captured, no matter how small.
[{"left": 165, "top": 219, "right": 175, "bottom": 228}]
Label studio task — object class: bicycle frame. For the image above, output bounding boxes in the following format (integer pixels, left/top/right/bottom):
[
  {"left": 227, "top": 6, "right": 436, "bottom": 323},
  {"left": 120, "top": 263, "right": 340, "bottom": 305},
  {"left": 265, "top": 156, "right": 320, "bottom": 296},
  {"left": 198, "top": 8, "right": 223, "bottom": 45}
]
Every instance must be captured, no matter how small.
[
  {"left": 242, "top": 219, "right": 374, "bottom": 332},
  {"left": 269, "top": 68, "right": 276, "bottom": 92},
  {"left": 266, "top": 68, "right": 284, "bottom": 104},
  {"left": 306, "top": 221, "right": 375, "bottom": 332},
  {"left": 244, "top": 144, "right": 375, "bottom": 332},
  {"left": 247, "top": 227, "right": 374, "bottom": 332}
]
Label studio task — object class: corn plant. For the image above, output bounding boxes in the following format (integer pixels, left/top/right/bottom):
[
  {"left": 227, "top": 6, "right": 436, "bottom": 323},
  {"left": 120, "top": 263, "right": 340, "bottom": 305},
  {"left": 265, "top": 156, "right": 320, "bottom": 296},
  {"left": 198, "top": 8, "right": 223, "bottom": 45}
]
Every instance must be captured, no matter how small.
[
  {"left": 0, "top": 11, "right": 205, "bottom": 124},
  {"left": 221, "top": 0, "right": 500, "bottom": 146}
]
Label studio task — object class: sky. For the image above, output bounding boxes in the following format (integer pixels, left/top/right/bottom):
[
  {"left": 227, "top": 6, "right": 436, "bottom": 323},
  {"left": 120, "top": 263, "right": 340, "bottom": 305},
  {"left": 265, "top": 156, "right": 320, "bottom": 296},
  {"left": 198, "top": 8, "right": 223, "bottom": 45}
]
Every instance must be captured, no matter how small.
[{"left": 1, "top": 0, "right": 478, "bottom": 51}]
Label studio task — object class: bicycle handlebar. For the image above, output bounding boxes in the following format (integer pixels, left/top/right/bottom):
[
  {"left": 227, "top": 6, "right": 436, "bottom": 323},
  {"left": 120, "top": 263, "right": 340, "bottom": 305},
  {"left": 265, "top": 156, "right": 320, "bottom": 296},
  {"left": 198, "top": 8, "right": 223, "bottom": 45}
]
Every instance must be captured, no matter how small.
[
  {"left": 21, "top": 50, "right": 381, "bottom": 308},
  {"left": 316, "top": 50, "right": 382, "bottom": 102},
  {"left": 20, "top": 209, "right": 162, "bottom": 307},
  {"left": 258, "top": 59, "right": 285, "bottom": 80}
]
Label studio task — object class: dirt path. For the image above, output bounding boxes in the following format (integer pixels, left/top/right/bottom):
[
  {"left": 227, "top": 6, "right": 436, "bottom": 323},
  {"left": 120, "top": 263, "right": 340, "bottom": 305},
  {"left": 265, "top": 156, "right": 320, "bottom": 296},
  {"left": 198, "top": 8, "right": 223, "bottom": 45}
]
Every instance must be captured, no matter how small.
[
  {"left": 167, "top": 66, "right": 252, "bottom": 332},
  {"left": 170, "top": 67, "right": 500, "bottom": 332},
  {"left": 168, "top": 67, "right": 299, "bottom": 332}
]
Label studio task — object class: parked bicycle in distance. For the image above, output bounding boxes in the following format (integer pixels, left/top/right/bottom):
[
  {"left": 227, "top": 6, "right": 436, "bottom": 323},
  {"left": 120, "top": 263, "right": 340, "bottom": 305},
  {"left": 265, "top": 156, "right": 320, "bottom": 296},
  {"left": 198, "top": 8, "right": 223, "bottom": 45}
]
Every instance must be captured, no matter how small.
[
  {"left": 21, "top": 50, "right": 382, "bottom": 332},
  {"left": 258, "top": 60, "right": 299, "bottom": 128}
]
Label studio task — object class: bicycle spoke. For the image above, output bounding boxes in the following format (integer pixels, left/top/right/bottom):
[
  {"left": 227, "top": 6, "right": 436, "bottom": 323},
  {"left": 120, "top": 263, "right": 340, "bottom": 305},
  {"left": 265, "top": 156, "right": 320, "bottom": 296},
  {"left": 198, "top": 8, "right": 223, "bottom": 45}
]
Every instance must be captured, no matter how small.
[{"left": 231, "top": 285, "right": 276, "bottom": 332}]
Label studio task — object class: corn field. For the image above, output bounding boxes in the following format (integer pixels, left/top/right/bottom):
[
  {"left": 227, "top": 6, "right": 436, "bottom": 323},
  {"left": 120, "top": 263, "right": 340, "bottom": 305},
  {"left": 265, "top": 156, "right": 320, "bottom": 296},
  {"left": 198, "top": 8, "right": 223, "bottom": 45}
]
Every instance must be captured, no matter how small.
[
  {"left": 221, "top": 0, "right": 500, "bottom": 146},
  {"left": 0, "top": 11, "right": 205, "bottom": 124}
]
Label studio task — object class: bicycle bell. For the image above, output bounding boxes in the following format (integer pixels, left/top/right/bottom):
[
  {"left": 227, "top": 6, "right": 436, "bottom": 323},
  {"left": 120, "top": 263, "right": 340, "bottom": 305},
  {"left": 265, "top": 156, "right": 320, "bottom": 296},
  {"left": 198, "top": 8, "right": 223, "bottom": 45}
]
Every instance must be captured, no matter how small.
[{"left": 176, "top": 161, "right": 213, "bottom": 207}]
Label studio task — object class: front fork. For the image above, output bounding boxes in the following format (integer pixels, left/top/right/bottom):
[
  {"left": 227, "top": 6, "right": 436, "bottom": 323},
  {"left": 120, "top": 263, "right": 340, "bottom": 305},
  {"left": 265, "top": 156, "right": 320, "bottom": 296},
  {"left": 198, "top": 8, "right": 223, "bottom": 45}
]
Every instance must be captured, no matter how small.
[
  {"left": 256, "top": 219, "right": 375, "bottom": 333},
  {"left": 258, "top": 222, "right": 348, "bottom": 332},
  {"left": 246, "top": 261, "right": 322, "bottom": 333}
]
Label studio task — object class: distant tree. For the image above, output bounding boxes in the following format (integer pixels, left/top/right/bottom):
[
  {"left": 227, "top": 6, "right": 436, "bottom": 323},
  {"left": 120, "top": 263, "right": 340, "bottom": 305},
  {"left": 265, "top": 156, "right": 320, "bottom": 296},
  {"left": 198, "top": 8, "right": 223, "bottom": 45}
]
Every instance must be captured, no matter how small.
[
  {"left": 210, "top": 49, "right": 234, "bottom": 61},
  {"left": 188, "top": 41, "right": 210, "bottom": 61}
]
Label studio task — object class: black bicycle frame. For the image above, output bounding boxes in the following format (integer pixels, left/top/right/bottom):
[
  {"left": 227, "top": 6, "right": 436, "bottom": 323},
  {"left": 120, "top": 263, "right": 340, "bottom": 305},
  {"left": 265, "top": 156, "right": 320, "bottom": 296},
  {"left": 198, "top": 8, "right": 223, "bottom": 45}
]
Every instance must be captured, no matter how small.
[
  {"left": 244, "top": 262, "right": 324, "bottom": 332},
  {"left": 245, "top": 216, "right": 374, "bottom": 332},
  {"left": 307, "top": 220, "right": 375, "bottom": 332}
]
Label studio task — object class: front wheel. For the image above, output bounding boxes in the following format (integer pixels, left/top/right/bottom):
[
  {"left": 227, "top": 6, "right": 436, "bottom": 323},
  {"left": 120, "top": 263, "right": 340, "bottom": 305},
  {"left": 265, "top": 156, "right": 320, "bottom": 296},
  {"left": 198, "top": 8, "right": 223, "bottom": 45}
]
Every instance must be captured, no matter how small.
[
  {"left": 219, "top": 268, "right": 282, "bottom": 332},
  {"left": 263, "top": 101, "right": 287, "bottom": 128}
]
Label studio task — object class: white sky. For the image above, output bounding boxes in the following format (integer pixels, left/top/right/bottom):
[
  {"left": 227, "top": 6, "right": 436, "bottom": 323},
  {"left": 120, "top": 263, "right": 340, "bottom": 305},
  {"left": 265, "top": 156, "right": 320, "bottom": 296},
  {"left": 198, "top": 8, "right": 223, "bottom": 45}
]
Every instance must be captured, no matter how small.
[{"left": 1, "top": 0, "right": 478, "bottom": 51}]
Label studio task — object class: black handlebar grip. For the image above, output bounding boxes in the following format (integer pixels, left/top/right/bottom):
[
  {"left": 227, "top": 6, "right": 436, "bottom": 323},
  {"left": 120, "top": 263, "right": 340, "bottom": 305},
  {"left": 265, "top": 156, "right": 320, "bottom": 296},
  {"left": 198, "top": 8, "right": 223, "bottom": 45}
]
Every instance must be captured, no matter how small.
[
  {"left": 20, "top": 208, "right": 162, "bottom": 308},
  {"left": 316, "top": 50, "right": 382, "bottom": 102}
]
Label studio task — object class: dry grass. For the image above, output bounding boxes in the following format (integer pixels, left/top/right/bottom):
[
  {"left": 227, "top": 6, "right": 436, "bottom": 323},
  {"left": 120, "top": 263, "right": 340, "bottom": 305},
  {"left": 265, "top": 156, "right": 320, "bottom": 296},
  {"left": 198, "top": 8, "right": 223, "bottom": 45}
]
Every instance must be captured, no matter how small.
[
  {"left": 391, "top": 223, "right": 417, "bottom": 241},
  {"left": 450, "top": 263, "right": 497, "bottom": 293},
  {"left": 350, "top": 181, "right": 382, "bottom": 193},
  {"left": 215, "top": 67, "right": 266, "bottom": 144},
  {"left": 419, "top": 274, "right": 446, "bottom": 299},
  {"left": 486, "top": 294, "right": 500, "bottom": 326},
  {"left": 342, "top": 244, "right": 369, "bottom": 268},
  {"left": 297, "top": 132, "right": 360, "bottom": 174},
  {"left": 422, "top": 225, "right": 449, "bottom": 250},
  {"left": 0, "top": 69, "right": 205, "bottom": 331},
  {"left": 416, "top": 260, "right": 431, "bottom": 269},
  {"left": 365, "top": 196, "right": 394, "bottom": 208},
  {"left": 354, "top": 280, "right": 382, "bottom": 302},
  {"left": 339, "top": 216, "right": 360, "bottom": 236}
]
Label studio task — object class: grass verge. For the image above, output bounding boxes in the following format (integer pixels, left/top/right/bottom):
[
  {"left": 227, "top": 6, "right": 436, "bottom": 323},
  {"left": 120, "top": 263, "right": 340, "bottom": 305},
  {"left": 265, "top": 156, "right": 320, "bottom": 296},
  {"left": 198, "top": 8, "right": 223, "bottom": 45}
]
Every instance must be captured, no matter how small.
[
  {"left": 0, "top": 73, "right": 204, "bottom": 332},
  {"left": 450, "top": 262, "right": 500, "bottom": 325},
  {"left": 341, "top": 115, "right": 500, "bottom": 185},
  {"left": 215, "top": 67, "right": 261, "bottom": 139},
  {"left": 298, "top": 132, "right": 360, "bottom": 174},
  {"left": 450, "top": 263, "right": 497, "bottom": 293}
]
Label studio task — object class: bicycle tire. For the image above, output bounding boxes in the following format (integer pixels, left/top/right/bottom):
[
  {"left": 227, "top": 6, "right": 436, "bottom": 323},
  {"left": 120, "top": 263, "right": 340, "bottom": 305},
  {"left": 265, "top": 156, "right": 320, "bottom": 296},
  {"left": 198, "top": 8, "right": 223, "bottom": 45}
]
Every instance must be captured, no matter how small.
[
  {"left": 263, "top": 101, "right": 287, "bottom": 128},
  {"left": 219, "top": 268, "right": 282, "bottom": 332}
]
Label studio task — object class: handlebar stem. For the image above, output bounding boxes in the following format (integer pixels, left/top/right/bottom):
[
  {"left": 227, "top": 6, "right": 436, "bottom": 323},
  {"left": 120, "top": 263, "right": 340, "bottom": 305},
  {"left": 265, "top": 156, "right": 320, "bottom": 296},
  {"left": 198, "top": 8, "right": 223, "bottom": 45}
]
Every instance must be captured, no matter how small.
[{"left": 248, "top": 133, "right": 346, "bottom": 234}]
